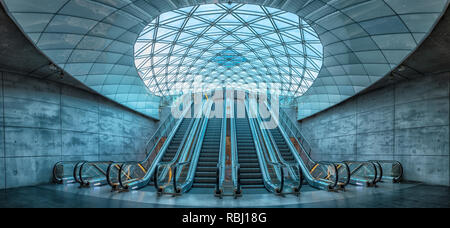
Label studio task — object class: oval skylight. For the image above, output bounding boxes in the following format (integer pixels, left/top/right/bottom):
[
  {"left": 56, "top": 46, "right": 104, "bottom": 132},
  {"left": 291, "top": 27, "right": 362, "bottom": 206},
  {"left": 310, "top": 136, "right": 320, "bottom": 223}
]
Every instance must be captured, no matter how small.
[{"left": 134, "top": 3, "right": 323, "bottom": 97}]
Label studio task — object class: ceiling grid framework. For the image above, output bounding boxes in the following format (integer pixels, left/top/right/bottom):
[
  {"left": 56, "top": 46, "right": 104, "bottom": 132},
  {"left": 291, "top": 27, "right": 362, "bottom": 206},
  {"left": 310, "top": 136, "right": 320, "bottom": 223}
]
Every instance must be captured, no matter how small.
[
  {"left": 0, "top": 0, "right": 448, "bottom": 120},
  {"left": 134, "top": 3, "right": 323, "bottom": 97}
]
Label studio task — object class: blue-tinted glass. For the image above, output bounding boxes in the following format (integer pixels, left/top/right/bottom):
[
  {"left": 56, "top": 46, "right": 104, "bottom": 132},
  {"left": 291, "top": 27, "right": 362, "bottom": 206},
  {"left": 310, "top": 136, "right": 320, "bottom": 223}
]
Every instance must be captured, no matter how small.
[{"left": 134, "top": 3, "right": 324, "bottom": 97}]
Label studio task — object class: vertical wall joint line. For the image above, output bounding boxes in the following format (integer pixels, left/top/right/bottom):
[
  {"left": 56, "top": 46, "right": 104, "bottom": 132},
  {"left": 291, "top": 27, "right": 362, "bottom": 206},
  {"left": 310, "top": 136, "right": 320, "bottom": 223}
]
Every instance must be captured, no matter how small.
[
  {"left": 60, "top": 85, "right": 63, "bottom": 161},
  {"left": 2, "top": 71, "right": 6, "bottom": 189},
  {"left": 393, "top": 82, "right": 397, "bottom": 162},
  {"left": 355, "top": 97, "right": 358, "bottom": 161}
]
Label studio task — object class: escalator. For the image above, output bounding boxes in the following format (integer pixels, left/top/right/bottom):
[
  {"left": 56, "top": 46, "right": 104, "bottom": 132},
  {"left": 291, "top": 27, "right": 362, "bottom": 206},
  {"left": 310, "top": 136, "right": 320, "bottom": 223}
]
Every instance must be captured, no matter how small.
[
  {"left": 154, "top": 100, "right": 212, "bottom": 194},
  {"left": 160, "top": 118, "right": 191, "bottom": 163},
  {"left": 269, "top": 127, "right": 295, "bottom": 163},
  {"left": 192, "top": 118, "right": 222, "bottom": 189},
  {"left": 257, "top": 100, "right": 338, "bottom": 190},
  {"left": 117, "top": 102, "right": 196, "bottom": 190},
  {"left": 235, "top": 109, "right": 265, "bottom": 189}
]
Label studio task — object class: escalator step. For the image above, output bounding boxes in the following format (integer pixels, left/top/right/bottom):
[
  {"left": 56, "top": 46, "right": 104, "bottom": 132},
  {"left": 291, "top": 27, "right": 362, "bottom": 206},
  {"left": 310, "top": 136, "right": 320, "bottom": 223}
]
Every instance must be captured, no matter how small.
[
  {"left": 240, "top": 179, "right": 264, "bottom": 185},
  {"left": 239, "top": 159, "right": 258, "bottom": 163},
  {"left": 239, "top": 154, "right": 258, "bottom": 159},
  {"left": 195, "top": 172, "right": 217, "bottom": 178},
  {"left": 240, "top": 173, "right": 262, "bottom": 179},
  {"left": 199, "top": 158, "right": 218, "bottom": 162},
  {"left": 242, "top": 185, "right": 265, "bottom": 189},
  {"left": 239, "top": 164, "right": 260, "bottom": 169},
  {"left": 240, "top": 168, "right": 261, "bottom": 173},
  {"left": 192, "top": 184, "right": 216, "bottom": 188},
  {"left": 194, "top": 177, "right": 217, "bottom": 183},
  {"left": 197, "top": 167, "right": 216, "bottom": 172},
  {"left": 199, "top": 153, "right": 219, "bottom": 157},
  {"left": 197, "top": 162, "right": 218, "bottom": 166}
]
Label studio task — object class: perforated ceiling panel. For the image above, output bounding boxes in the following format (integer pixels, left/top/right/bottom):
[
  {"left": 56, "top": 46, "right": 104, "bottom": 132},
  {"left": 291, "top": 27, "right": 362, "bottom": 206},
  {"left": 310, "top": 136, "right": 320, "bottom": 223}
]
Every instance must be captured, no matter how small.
[{"left": 1, "top": 0, "right": 448, "bottom": 120}]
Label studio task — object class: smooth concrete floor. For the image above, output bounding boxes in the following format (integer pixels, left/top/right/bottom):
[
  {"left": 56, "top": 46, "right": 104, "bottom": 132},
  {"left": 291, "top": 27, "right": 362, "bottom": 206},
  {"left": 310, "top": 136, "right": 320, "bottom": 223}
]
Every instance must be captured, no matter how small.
[{"left": 0, "top": 183, "right": 449, "bottom": 208}]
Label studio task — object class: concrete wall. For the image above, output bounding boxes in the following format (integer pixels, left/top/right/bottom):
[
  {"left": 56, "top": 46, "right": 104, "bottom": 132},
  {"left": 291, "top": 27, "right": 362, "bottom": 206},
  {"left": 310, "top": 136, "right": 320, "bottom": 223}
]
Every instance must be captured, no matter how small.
[
  {"left": 297, "top": 73, "right": 450, "bottom": 186},
  {"left": 0, "top": 71, "right": 158, "bottom": 189}
]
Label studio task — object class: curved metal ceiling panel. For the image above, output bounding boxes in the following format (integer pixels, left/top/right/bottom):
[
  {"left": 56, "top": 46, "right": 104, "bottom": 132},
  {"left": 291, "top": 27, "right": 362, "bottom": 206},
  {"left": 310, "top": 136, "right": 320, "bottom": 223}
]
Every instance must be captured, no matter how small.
[{"left": 1, "top": 0, "right": 448, "bottom": 120}]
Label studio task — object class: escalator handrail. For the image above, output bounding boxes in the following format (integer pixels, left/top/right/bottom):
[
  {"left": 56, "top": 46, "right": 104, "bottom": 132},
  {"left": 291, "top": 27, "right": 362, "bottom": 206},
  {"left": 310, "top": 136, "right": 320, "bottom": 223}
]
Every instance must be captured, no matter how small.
[
  {"left": 53, "top": 161, "right": 85, "bottom": 184},
  {"left": 277, "top": 107, "right": 316, "bottom": 166},
  {"left": 114, "top": 102, "right": 191, "bottom": 183},
  {"left": 245, "top": 98, "right": 283, "bottom": 194},
  {"left": 176, "top": 101, "right": 213, "bottom": 193},
  {"left": 216, "top": 96, "right": 227, "bottom": 195},
  {"left": 250, "top": 101, "right": 303, "bottom": 193},
  {"left": 334, "top": 162, "right": 351, "bottom": 187},
  {"left": 344, "top": 160, "right": 378, "bottom": 185},
  {"left": 372, "top": 161, "right": 383, "bottom": 183},
  {"left": 106, "top": 162, "right": 124, "bottom": 188},
  {"left": 231, "top": 101, "right": 241, "bottom": 195},
  {"left": 278, "top": 107, "right": 314, "bottom": 156},
  {"left": 264, "top": 101, "right": 333, "bottom": 190},
  {"left": 52, "top": 161, "right": 65, "bottom": 184},
  {"left": 79, "top": 161, "right": 113, "bottom": 186},
  {"left": 369, "top": 160, "right": 403, "bottom": 183},
  {"left": 73, "top": 161, "right": 85, "bottom": 184},
  {"left": 171, "top": 101, "right": 209, "bottom": 170},
  {"left": 142, "top": 112, "right": 173, "bottom": 156},
  {"left": 153, "top": 101, "right": 207, "bottom": 191},
  {"left": 155, "top": 115, "right": 196, "bottom": 168},
  {"left": 314, "top": 161, "right": 339, "bottom": 188},
  {"left": 138, "top": 109, "right": 201, "bottom": 189},
  {"left": 253, "top": 103, "right": 302, "bottom": 183},
  {"left": 268, "top": 104, "right": 317, "bottom": 167},
  {"left": 141, "top": 102, "right": 195, "bottom": 167},
  {"left": 119, "top": 102, "right": 194, "bottom": 189}
]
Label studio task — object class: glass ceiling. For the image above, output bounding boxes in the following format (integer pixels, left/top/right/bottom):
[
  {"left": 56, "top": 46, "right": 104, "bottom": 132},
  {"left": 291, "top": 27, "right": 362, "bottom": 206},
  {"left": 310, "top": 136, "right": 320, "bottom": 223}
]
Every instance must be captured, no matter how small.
[{"left": 134, "top": 3, "right": 323, "bottom": 97}]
